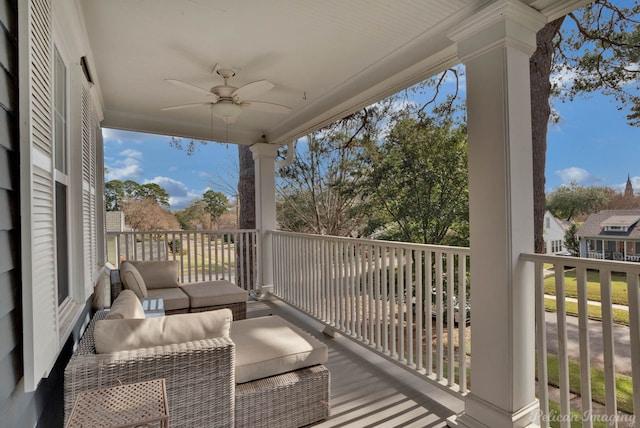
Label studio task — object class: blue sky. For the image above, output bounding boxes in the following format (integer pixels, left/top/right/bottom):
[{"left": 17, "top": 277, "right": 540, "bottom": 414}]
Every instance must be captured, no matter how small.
[
  {"left": 104, "top": 129, "right": 239, "bottom": 209},
  {"left": 103, "top": 84, "right": 639, "bottom": 211}
]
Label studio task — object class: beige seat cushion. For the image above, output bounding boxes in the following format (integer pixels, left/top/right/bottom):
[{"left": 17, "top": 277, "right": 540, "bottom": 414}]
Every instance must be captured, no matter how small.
[
  {"left": 230, "top": 315, "right": 328, "bottom": 384},
  {"left": 128, "top": 260, "right": 180, "bottom": 289},
  {"left": 94, "top": 309, "right": 232, "bottom": 354},
  {"left": 147, "top": 288, "right": 189, "bottom": 312},
  {"left": 120, "top": 262, "right": 148, "bottom": 298},
  {"left": 182, "top": 280, "right": 248, "bottom": 308},
  {"left": 105, "top": 290, "right": 146, "bottom": 320}
]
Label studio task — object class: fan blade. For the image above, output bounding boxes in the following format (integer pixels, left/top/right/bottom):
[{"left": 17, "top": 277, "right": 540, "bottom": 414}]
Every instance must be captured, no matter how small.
[
  {"left": 232, "top": 80, "right": 274, "bottom": 100},
  {"left": 241, "top": 101, "right": 292, "bottom": 114},
  {"left": 161, "top": 102, "right": 212, "bottom": 111},
  {"left": 166, "top": 79, "right": 220, "bottom": 101}
]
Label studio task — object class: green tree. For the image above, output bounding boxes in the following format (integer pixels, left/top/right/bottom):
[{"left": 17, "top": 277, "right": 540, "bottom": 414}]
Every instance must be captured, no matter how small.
[
  {"left": 202, "top": 190, "right": 229, "bottom": 222},
  {"left": 105, "top": 179, "right": 125, "bottom": 211},
  {"left": 546, "top": 183, "right": 608, "bottom": 221},
  {"left": 277, "top": 106, "right": 387, "bottom": 236},
  {"left": 361, "top": 114, "right": 469, "bottom": 245},
  {"left": 105, "top": 179, "right": 171, "bottom": 209},
  {"left": 564, "top": 222, "right": 580, "bottom": 256},
  {"left": 531, "top": 0, "right": 639, "bottom": 252},
  {"left": 136, "top": 183, "right": 170, "bottom": 208}
]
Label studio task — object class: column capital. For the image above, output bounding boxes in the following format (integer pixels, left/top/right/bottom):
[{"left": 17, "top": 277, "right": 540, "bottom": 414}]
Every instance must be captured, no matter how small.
[
  {"left": 448, "top": 0, "right": 547, "bottom": 61},
  {"left": 250, "top": 142, "right": 280, "bottom": 160}
]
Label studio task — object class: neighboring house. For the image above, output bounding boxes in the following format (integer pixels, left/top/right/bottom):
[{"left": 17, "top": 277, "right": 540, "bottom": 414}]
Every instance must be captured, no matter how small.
[
  {"left": 576, "top": 209, "right": 640, "bottom": 261},
  {"left": 105, "top": 211, "right": 126, "bottom": 265},
  {"left": 543, "top": 210, "right": 570, "bottom": 254}
]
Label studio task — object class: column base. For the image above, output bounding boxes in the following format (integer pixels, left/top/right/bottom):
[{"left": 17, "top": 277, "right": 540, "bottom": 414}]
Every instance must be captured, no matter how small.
[
  {"left": 256, "top": 284, "right": 274, "bottom": 300},
  {"left": 447, "top": 394, "right": 540, "bottom": 428}
]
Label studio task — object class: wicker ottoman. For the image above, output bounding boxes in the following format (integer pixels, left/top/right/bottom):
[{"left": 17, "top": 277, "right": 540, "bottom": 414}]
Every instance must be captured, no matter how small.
[
  {"left": 182, "top": 280, "right": 248, "bottom": 320},
  {"left": 231, "top": 315, "right": 330, "bottom": 428}
]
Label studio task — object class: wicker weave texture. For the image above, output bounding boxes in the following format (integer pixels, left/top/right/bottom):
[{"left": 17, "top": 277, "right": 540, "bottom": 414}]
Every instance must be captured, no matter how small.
[
  {"left": 66, "top": 379, "right": 169, "bottom": 427},
  {"left": 189, "top": 301, "right": 246, "bottom": 320},
  {"left": 235, "top": 365, "right": 330, "bottom": 428},
  {"left": 65, "top": 311, "right": 235, "bottom": 428}
]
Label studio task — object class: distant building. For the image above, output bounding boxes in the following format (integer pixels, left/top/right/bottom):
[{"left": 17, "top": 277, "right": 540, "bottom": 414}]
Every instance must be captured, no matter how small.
[
  {"left": 576, "top": 209, "right": 640, "bottom": 261},
  {"left": 543, "top": 210, "right": 570, "bottom": 254},
  {"left": 625, "top": 174, "right": 634, "bottom": 198},
  {"left": 105, "top": 211, "right": 126, "bottom": 265}
]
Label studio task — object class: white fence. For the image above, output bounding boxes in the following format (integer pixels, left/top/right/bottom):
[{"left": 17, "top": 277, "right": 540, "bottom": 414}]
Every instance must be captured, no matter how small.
[
  {"left": 521, "top": 253, "right": 640, "bottom": 428},
  {"left": 106, "top": 229, "right": 257, "bottom": 289},
  {"left": 270, "top": 230, "right": 471, "bottom": 395}
]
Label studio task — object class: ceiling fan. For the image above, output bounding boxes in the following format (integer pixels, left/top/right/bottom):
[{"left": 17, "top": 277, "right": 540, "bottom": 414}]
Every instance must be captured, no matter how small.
[{"left": 162, "top": 68, "right": 292, "bottom": 124}]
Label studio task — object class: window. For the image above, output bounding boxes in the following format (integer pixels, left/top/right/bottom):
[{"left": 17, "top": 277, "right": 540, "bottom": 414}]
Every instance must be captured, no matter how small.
[{"left": 54, "top": 46, "right": 69, "bottom": 305}]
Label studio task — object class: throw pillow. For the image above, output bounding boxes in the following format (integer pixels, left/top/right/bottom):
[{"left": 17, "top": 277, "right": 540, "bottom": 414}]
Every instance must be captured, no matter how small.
[
  {"left": 94, "top": 309, "right": 232, "bottom": 353},
  {"left": 105, "top": 289, "right": 146, "bottom": 320},
  {"left": 128, "top": 260, "right": 180, "bottom": 289},
  {"left": 120, "top": 261, "right": 148, "bottom": 298}
]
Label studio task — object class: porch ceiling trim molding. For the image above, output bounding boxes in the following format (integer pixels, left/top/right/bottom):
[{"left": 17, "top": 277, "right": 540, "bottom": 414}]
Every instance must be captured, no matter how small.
[{"left": 447, "top": 0, "right": 547, "bottom": 61}]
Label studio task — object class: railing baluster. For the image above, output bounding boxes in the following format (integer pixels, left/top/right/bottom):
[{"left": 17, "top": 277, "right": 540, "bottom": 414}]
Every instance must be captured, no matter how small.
[
  {"left": 382, "top": 245, "right": 389, "bottom": 354},
  {"left": 426, "top": 251, "right": 433, "bottom": 376},
  {"left": 416, "top": 249, "right": 423, "bottom": 372},
  {"left": 533, "top": 260, "right": 549, "bottom": 428},
  {"left": 389, "top": 247, "right": 397, "bottom": 359},
  {"left": 554, "top": 265, "right": 571, "bottom": 428},
  {"left": 457, "top": 253, "right": 467, "bottom": 393},
  {"left": 627, "top": 272, "right": 640, "bottom": 419},
  {"left": 600, "top": 269, "right": 618, "bottom": 427},
  {"left": 435, "top": 251, "right": 443, "bottom": 380},
  {"left": 576, "top": 266, "right": 593, "bottom": 428},
  {"left": 406, "top": 249, "right": 414, "bottom": 368},
  {"left": 447, "top": 252, "right": 454, "bottom": 386}
]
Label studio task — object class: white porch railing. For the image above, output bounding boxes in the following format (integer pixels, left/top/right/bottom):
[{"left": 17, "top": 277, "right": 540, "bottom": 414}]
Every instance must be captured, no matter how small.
[
  {"left": 106, "top": 229, "right": 257, "bottom": 289},
  {"left": 521, "top": 253, "right": 640, "bottom": 428},
  {"left": 270, "top": 230, "right": 471, "bottom": 396}
]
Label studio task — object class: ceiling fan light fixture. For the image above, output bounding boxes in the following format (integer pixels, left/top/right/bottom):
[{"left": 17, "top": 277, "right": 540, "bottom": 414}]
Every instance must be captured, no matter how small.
[{"left": 211, "top": 101, "right": 242, "bottom": 121}]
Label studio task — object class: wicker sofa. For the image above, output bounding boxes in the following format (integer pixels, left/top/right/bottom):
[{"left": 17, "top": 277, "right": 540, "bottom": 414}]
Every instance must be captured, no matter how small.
[
  {"left": 111, "top": 260, "right": 248, "bottom": 320},
  {"left": 64, "top": 294, "right": 330, "bottom": 428}
]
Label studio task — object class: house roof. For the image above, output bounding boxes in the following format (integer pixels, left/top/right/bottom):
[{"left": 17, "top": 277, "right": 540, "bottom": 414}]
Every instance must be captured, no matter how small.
[
  {"left": 545, "top": 210, "right": 571, "bottom": 232},
  {"left": 577, "top": 210, "right": 640, "bottom": 239},
  {"left": 74, "top": 0, "right": 590, "bottom": 147}
]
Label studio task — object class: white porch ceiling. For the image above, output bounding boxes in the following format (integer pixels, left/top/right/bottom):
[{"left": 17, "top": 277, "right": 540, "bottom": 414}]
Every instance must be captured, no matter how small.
[{"left": 78, "top": 0, "right": 590, "bottom": 146}]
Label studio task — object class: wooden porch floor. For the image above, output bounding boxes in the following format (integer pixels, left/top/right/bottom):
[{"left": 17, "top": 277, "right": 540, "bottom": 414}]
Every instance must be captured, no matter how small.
[{"left": 246, "top": 299, "right": 464, "bottom": 427}]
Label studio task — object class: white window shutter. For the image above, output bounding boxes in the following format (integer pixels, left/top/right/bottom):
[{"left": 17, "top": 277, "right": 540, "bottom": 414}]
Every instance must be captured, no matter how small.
[
  {"left": 81, "top": 83, "right": 98, "bottom": 296},
  {"left": 20, "top": 0, "right": 58, "bottom": 392}
]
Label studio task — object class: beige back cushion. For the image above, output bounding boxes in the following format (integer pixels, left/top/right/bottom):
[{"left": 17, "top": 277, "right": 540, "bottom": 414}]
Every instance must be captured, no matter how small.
[
  {"left": 128, "top": 260, "right": 180, "bottom": 289},
  {"left": 94, "top": 309, "right": 232, "bottom": 354},
  {"left": 105, "top": 290, "right": 146, "bottom": 320},
  {"left": 119, "top": 261, "right": 148, "bottom": 298}
]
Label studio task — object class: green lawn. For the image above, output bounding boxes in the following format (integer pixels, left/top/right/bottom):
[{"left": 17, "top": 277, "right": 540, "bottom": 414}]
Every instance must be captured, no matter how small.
[
  {"left": 544, "top": 269, "right": 629, "bottom": 306},
  {"left": 543, "top": 353, "right": 633, "bottom": 416},
  {"left": 544, "top": 298, "right": 630, "bottom": 326}
]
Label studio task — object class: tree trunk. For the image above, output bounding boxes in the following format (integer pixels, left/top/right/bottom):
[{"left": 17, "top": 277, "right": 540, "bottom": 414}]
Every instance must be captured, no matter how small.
[
  {"left": 237, "top": 144, "right": 256, "bottom": 289},
  {"left": 530, "top": 18, "right": 564, "bottom": 253}
]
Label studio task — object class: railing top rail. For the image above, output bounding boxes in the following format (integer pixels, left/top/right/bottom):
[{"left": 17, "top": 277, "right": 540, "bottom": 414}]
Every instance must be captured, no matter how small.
[
  {"left": 268, "top": 229, "right": 470, "bottom": 254},
  {"left": 521, "top": 252, "right": 640, "bottom": 274},
  {"left": 106, "top": 229, "right": 258, "bottom": 236}
]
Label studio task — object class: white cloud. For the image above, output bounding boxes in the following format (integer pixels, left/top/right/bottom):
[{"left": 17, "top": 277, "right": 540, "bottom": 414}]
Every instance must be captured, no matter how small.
[
  {"left": 105, "top": 156, "right": 143, "bottom": 181},
  {"left": 555, "top": 167, "right": 602, "bottom": 186},
  {"left": 145, "top": 176, "right": 203, "bottom": 210},
  {"left": 550, "top": 66, "right": 578, "bottom": 90},
  {"left": 120, "top": 149, "right": 142, "bottom": 159}
]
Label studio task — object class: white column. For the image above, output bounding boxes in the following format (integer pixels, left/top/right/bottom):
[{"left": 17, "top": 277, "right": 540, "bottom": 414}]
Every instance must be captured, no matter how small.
[
  {"left": 447, "top": 2, "right": 546, "bottom": 427},
  {"left": 250, "top": 143, "right": 279, "bottom": 297}
]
